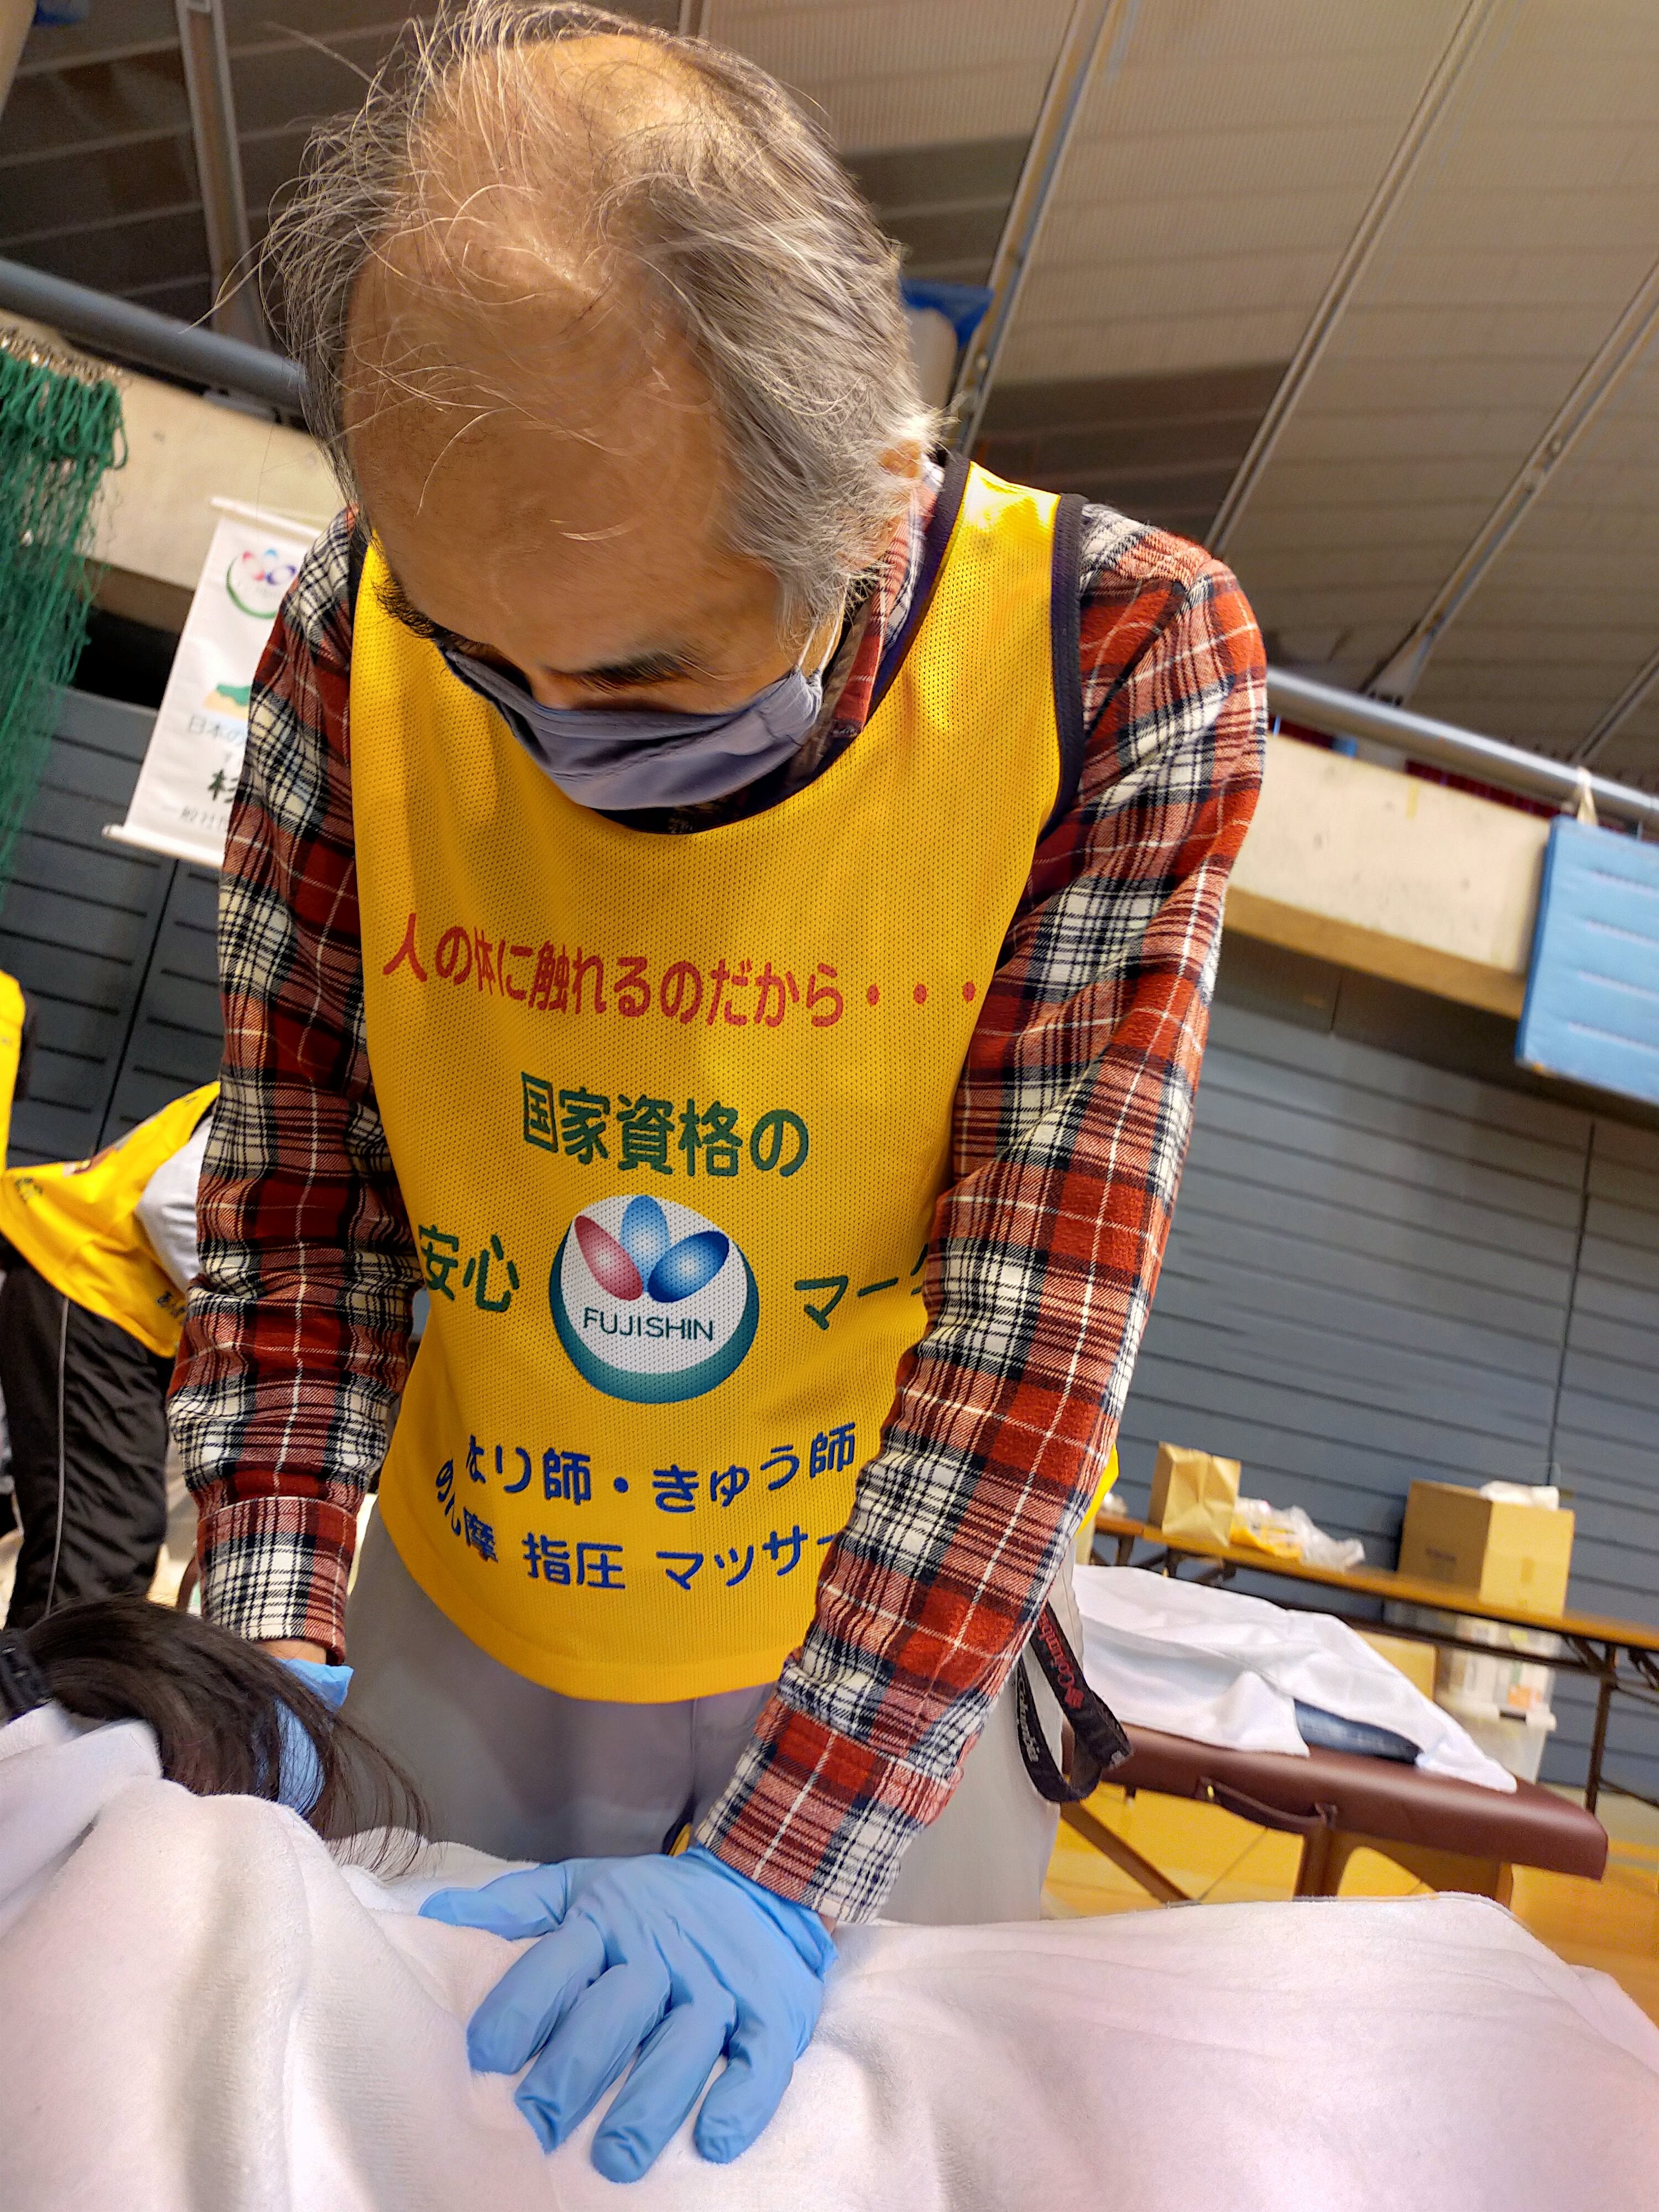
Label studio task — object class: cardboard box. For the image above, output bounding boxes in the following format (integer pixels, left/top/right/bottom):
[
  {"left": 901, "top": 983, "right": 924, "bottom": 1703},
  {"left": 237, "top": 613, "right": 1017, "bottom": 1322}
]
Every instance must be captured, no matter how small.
[
  {"left": 1397, "top": 1481, "right": 1573, "bottom": 1616},
  {"left": 1385, "top": 1603, "right": 1561, "bottom": 1718},
  {"left": 1357, "top": 1629, "right": 1439, "bottom": 1702},
  {"left": 1148, "top": 1443, "right": 1240, "bottom": 1546}
]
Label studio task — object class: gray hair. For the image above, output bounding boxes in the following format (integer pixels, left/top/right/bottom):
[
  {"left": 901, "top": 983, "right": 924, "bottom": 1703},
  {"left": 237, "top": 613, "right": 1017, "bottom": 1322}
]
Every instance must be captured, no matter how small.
[{"left": 262, "top": 1, "right": 935, "bottom": 627}]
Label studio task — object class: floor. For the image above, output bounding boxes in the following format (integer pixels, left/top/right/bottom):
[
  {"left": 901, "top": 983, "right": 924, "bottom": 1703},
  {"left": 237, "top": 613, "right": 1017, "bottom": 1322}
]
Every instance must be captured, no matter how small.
[{"left": 1042, "top": 1777, "right": 1659, "bottom": 2025}]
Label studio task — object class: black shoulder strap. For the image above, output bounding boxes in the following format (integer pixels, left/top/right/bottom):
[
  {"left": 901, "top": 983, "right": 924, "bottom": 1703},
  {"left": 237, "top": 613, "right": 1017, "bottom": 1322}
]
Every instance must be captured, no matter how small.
[
  {"left": 1015, "top": 1600, "right": 1131, "bottom": 1804},
  {"left": 1043, "top": 491, "right": 1087, "bottom": 841},
  {"left": 14, "top": 988, "right": 35, "bottom": 1105},
  {"left": 866, "top": 450, "right": 973, "bottom": 722},
  {"left": 347, "top": 517, "right": 369, "bottom": 621}
]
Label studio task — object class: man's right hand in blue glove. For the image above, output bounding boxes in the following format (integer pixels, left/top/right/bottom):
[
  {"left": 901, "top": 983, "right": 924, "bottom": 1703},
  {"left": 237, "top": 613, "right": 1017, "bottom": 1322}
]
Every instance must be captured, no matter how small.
[{"left": 421, "top": 1846, "right": 835, "bottom": 2182}]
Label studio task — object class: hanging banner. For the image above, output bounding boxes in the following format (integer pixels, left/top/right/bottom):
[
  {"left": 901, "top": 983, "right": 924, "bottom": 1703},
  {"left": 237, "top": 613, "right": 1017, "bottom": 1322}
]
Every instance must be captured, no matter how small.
[
  {"left": 103, "top": 504, "right": 318, "bottom": 869},
  {"left": 1516, "top": 815, "right": 1659, "bottom": 1107}
]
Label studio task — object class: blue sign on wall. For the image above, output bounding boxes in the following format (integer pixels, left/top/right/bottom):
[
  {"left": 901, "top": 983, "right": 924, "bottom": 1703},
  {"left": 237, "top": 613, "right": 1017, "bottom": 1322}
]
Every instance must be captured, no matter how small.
[{"left": 1517, "top": 816, "right": 1659, "bottom": 1104}]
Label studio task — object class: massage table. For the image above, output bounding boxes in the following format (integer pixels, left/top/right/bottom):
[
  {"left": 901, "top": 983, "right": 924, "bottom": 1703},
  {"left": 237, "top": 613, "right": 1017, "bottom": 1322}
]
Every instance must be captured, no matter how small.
[
  {"left": 1094, "top": 1506, "right": 1659, "bottom": 1813},
  {"left": 1065, "top": 1721, "right": 1609, "bottom": 1903}
]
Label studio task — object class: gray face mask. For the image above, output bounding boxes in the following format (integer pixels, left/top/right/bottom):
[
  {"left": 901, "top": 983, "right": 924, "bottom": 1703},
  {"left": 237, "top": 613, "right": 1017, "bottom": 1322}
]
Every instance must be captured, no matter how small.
[{"left": 441, "top": 647, "right": 825, "bottom": 811}]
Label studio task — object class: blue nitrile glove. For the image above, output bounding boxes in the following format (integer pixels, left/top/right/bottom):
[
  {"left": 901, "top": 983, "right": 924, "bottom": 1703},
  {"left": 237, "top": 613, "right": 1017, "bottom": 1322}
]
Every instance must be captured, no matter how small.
[
  {"left": 421, "top": 1845, "right": 835, "bottom": 2182},
  {"left": 276, "top": 1657, "right": 352, "bottom": 1814}
]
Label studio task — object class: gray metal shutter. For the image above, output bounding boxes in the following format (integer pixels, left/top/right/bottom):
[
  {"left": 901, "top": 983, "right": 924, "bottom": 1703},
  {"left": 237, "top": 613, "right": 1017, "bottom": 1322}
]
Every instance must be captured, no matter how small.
[
  {"left": 0, "top": 687, "right": 224, "bottom": 1167},
  {"left": 101, "top": 856, "right": 224, "bottom": 1138},
  {"left": 1548, "top": 1121, "right": 1659, "bottom": 1794},
  {"left": 1123, "top": 998, "right": 1586, "bottom": 1554},
  {"left": 1117, "top": 990, "right": 1659, "bottom": 1799}
]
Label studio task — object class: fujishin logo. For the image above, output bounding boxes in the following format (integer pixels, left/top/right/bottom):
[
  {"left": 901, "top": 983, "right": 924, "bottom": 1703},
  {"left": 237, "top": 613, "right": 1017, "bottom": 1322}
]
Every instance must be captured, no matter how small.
[
  {"left": 225, "top": 545, "right": 300, "bottom": 621},
  {"left": 549, "top": 1193, "right": 758, "bottom": 1404}
]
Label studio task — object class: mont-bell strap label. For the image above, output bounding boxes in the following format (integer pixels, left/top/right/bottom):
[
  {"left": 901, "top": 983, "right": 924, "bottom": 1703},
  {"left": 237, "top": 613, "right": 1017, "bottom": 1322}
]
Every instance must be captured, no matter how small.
[{"left": 1015, "top": 1601, "right": 1132, "bottom": 1804}]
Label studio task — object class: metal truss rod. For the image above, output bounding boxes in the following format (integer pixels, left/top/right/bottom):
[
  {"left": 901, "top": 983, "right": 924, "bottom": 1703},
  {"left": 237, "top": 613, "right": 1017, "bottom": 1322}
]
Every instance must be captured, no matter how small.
[
  {"left": 0, "top": 253, "right": 305, "bottom": 411},
  {"left": 948, "top": 0, "right": 1129, "bottom": 456},
  {"left": 1572, "top": 638, "right": 1659, "bottom": 768},
  {"left": 175, "top": 0, "right": 266, "bottom": 350},
  {"left": 1208, "top": 0, "right": 1503, "bottom": 556},
  {"left": 1368, "top": 251, "right": 1659, "bottom": 703}
]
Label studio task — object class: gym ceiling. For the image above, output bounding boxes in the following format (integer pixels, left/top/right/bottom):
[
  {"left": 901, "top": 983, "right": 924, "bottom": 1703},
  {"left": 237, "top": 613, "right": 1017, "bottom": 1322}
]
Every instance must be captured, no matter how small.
[{"left": 3, "top": 0, "right": 1657, "bottom": 785}]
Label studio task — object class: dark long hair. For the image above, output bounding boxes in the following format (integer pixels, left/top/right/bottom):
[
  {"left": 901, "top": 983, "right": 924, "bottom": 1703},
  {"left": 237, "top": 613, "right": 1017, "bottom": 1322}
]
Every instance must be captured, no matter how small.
[{"left": 19, "top": 1596, "right": 425, "bottom": 1858}]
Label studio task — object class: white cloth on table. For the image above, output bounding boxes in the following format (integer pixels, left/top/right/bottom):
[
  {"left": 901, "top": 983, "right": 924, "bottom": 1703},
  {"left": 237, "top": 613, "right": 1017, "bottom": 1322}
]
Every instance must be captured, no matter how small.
[
  {"left": 4, "top": 1707, "right": 1658, "bottom": 2209},
  {"left": 1074, "top": 1564, "right": 1517, "bottom": 1790}
]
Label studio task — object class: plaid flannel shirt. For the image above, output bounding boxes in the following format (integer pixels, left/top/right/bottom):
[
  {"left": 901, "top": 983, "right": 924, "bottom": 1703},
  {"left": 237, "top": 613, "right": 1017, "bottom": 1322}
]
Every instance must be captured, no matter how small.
[{"left": 171, "top": 473, "right": 1264, "bottom": 1921}]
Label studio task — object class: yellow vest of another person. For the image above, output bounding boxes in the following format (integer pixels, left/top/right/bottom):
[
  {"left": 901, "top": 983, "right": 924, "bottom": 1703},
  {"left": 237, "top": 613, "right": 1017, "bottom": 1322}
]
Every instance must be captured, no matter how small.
[
  {"left": 352, "top": 464, "right": 1069, "bottom": 1702},
  {"left": 0, "top": 1082, "right": 218, "bottom": 1357},
  {"left": 0, "top": 968, "right": 24, "bottom": 1165}
]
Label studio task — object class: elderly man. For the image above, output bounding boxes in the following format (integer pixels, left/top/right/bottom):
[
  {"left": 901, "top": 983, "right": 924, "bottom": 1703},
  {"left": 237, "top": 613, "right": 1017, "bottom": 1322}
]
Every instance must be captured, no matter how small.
[{"left": 171, "top": 0, "right": 1263, "bottom": 2184}]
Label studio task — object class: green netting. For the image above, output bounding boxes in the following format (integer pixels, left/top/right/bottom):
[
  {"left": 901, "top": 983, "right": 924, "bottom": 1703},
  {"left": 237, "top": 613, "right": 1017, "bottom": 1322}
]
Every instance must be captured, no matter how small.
[{"left": 0, "top": 330, "right": 125, "bottom": 897}]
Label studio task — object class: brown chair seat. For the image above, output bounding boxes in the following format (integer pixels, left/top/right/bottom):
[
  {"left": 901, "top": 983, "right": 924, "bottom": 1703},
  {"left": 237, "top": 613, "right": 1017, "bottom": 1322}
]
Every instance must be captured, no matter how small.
[{"left": 1061, "top": 1724, "right": 1609, "bottom": 1905}]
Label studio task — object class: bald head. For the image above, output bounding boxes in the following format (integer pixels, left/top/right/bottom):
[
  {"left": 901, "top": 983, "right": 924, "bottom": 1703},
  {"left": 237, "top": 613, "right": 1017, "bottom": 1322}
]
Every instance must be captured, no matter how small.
[
  {"left": 350, "top": 24, "right": 704, "bottom": 361},
  {"left": 268, "top": 1, "right": 931, "bottom": 667},
  {"left": 343, "top": 30, "right": 713, "bottom": 585},
  {"left": 336, "top": 24, "right": 838, "bottom": 710}
]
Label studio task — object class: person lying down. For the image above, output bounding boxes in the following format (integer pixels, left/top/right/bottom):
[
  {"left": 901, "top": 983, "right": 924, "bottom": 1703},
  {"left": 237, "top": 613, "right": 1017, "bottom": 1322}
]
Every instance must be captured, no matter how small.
[{"left": 1, "top": 1601, "right": 1656, "bottom": 2212}]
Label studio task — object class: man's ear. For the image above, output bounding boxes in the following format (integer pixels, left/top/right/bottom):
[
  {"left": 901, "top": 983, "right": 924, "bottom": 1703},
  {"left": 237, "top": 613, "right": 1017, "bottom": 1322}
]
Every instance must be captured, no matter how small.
[
  {"left": 880, "top": 435, "right": 926, "bottom": 491},
  {"left": 859, "top": 436, "right": 926, "bottom": 566}
]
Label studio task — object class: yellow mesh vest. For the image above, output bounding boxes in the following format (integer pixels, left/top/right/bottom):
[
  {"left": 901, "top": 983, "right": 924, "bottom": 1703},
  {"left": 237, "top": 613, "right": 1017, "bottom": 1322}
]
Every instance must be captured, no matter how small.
[
  {"left": 0, "top": 1081, "right": 218, "bottom": 1355},
  {"left": 352, "top": 466, "right": 1063, "bottom": 1700},
  {"left": 0, "top": 969, "right": 24, "bottom": 1166}
]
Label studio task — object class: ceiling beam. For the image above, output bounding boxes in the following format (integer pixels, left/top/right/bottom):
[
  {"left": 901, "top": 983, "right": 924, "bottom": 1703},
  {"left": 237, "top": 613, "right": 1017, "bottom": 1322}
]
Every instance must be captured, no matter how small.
[
  {"left": 1208, "top": 0, "right": 1502, "bottom": 557},
  {"left": 13, "top": 36, "right": 180, "bottom": 81},
  {"left": 174, "top": 0, "right": 265, "bottom": 350},
  {"left": 1572, "top": 640, "right": 1659, "bottom": 768},
  {"left": 0, "top": 195, "right": 203, "bottom": 255},
  {"left": 948, "top": 0, "right": 1129, "bottom": 456},
  {"left": 226, "top": 19, "right": 410, "bottom": 66},
  {"left": 1367, "top": 251, "right": 1659, "bottom": 702},
  {"left": 0, "top": 124, "right": 192, "bottom": 174}
]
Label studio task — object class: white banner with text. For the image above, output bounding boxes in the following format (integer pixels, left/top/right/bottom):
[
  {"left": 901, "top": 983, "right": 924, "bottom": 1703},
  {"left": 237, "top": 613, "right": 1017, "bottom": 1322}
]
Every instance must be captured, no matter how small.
[{"left": 104, "top": 505, "right": 318, "bottom": 869}]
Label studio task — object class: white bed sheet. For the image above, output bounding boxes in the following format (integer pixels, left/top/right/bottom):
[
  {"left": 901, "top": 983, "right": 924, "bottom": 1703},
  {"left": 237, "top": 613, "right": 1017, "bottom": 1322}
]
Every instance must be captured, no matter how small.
[
  {"left": 1074, "top": 1565, "right": 1517, "bottom": 1788},
  {"left": 1, "top": 1711, "right": 1656, "bottom": 2211}
]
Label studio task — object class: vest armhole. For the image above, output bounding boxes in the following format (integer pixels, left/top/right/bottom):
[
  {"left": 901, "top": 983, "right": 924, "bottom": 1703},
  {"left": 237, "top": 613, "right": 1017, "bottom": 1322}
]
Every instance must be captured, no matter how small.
[
  {"left": 1045, "top": 492, "right": 1087, "bottom": 839},
  {"left": 867, "top": 451, "right": 973, "bottom": 722},
  {"left": 347, "top": 519, "right": 369, "bottom": 627}
]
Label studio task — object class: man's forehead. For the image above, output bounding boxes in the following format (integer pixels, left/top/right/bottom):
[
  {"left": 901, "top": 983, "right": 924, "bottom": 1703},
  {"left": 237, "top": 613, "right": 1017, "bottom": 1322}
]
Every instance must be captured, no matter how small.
[
  {"left": 343, "top": 255, "right": 754, "bottom": 665},
  {"left": 374, "top": 555, "right": 708, "bottom": 685},
  {"left": 347, "top": 303, "right": 663, "bottom": 495},
  {"left": 367, "top": 427, "right": 720, "bottom": 614},
  {"left": 347, "top": 287, "right": 722, "bottom": 546},
  {"left": 364, "top": 434, "right": 780, "bottom": 689}
]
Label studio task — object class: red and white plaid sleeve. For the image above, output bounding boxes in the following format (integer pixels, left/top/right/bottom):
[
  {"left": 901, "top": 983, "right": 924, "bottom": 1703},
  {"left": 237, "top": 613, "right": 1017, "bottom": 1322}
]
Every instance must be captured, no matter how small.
[
  {"left": 170, "top": 514, "right": 420, "bottom": 1658},
  {"left": 697, "top": 510, "right": 1266, "bottom": 1919}
]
